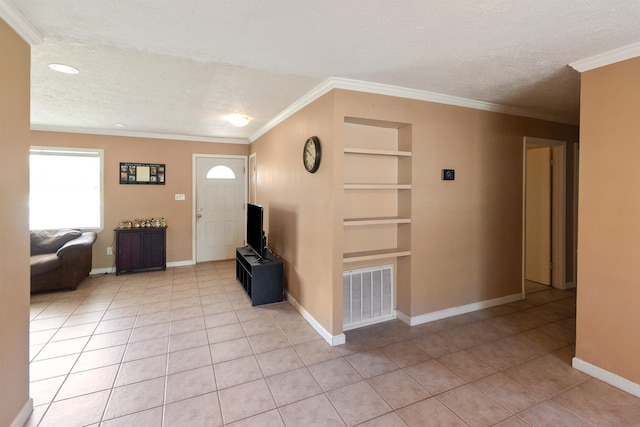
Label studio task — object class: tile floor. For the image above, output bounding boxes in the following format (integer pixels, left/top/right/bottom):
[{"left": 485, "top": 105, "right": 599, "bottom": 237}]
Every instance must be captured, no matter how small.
[{"left": 25, "top": 261, "right": 640, "bottom": 426}]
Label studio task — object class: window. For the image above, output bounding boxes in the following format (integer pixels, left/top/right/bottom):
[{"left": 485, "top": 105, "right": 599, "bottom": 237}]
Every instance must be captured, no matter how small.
[
  {"left": 206, "top": 165, "right": 236, "bottom": 179},
  {"left": 29, "top": 147, "right": 103, "bottom": 230}
]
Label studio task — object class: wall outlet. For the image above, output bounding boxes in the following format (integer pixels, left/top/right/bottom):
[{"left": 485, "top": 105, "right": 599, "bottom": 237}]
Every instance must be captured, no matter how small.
[{"left": 106, "top": 247, "right": 113, "bottom": 255}]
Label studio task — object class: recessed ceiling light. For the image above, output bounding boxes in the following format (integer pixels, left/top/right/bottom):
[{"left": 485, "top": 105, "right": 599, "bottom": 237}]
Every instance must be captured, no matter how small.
[
  {"left": 226, "top": 114, "right": 251, "bottom": 127},
  {"left": 48, "top": 63, "right": 79, "bottom": 74}
]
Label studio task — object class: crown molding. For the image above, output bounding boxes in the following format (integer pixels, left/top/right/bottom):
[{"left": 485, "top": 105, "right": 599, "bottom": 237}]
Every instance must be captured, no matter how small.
[
  {"left": 249, "top": 79, "right": 335, "bottom": 142},
  {"left": 32, "top": 77, "right": 576, "bottom": 145},
  {"left": 249, "top": 77, "right": 576, "bottom": 142},
  {"left": 0, "top": 0, "right": 43, "bottom": 44},
  {"left": 330, "top": 77, "right": 572, "bottom": 123},
  {"left": 570, "top": 41, "right": 640, "bottom": 72},
  {"left": 30, "top": 124, "right": 249, "bottom": 145}
]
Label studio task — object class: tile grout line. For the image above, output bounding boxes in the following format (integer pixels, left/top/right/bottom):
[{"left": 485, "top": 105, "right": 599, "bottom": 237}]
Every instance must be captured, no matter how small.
[{"left": 30, "top": 267, "right": 613, "bottom": 426}]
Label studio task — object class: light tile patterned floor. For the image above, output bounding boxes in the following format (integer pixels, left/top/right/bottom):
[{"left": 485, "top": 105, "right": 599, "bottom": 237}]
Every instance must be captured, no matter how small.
[{"left": 25, "top": 261, "right": 640, "bottom": 426}]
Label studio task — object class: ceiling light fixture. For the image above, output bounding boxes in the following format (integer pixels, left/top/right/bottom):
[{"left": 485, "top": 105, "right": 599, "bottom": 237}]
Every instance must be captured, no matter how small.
[
  {"left": 114, "top": 123, "right": 126, "bottom": 128},
  {"left": 226, "top": 114, "right": 251, "bottom": 127},
  {"left": 48, "top": 63, "right": 80, "bottom": 74}
]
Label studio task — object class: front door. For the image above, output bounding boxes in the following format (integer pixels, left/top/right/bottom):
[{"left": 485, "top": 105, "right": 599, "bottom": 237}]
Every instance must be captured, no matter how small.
[{"left": 195, "top": 156, "right": 246, "bottom": 262}]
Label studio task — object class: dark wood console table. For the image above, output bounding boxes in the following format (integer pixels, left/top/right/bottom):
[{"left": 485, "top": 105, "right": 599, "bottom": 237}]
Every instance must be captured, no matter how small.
[
  {"left": 236, "top": 246, "right": 284, "bottom": 306},
  {"left": 115, "top": 227, "right": 166, "bottom": 275}
]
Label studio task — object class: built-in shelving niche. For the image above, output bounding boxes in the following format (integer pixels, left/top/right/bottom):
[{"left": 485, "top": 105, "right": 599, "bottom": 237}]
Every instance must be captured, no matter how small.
[
  {"left": 342, "top": 116, "right": 412, "bottom": 329},
  {"left": 343, "top": 117, "right": 412, "bottom": 262}
]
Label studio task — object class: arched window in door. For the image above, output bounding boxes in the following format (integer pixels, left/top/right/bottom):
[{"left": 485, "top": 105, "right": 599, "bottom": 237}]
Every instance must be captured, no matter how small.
[{"left": 206, "top": 165, "right": 236, "bottom": 179}]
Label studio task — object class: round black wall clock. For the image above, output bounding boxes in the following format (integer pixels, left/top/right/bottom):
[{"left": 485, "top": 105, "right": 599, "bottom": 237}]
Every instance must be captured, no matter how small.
[{"left": 303, "top": 136, "right": 321, "bottom": 173}]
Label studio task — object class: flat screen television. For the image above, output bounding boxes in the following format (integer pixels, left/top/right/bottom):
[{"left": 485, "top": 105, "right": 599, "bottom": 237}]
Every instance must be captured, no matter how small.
[{"left": 246, "top": 203, "right": 265, "bottom": 258}]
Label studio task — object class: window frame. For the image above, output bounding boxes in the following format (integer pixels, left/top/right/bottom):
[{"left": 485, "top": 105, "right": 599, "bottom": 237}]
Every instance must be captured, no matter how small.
[{"left": 29, "top": 146, "right": 105, "bottom": 231}]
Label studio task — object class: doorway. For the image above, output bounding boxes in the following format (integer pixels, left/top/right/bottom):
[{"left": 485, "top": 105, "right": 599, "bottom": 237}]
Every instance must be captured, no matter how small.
[
  {"left": 523, "top": 137, "right": 567, "bottom": 291},
  {"left": 249, "top": 153, "right": 257, "bottom": 204},
  {"left": 525, "top": 146, "right": 551, "bottom": 287},
  {"left": 193, "top": 155, "right": 247, "bottom": 262}
]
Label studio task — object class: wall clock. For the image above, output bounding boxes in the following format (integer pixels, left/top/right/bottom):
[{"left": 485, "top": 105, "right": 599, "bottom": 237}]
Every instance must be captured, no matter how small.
[{"left": 303, "top": 136, "right": 321, "bottom": 173}]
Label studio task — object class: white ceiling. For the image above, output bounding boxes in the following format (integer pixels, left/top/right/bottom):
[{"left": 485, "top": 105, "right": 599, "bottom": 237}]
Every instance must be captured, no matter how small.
[{"left": 4, "top": 0, "right": 640, "bottom": 143}]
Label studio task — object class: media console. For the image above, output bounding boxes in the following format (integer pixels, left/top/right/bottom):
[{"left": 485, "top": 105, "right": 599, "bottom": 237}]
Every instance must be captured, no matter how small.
[{"left": 235, "top": 246, "right": 284, "bottom": 306}]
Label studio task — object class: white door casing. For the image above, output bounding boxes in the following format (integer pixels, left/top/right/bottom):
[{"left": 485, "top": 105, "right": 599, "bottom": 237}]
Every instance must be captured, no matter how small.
[
  {"left": 194, "top": 156, "right": 247, "bottom": 262},
  {"left": 522, "top": 137, "right": 567, "bottom": 290}
]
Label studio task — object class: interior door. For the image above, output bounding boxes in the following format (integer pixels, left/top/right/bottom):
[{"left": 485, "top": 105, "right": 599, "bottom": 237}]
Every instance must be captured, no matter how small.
[
  {"left": 525, "top": 146, "right": 552, "bottom": 285},
  {"left": 195, "top": 157, "right": 246, "bottom": 262}
]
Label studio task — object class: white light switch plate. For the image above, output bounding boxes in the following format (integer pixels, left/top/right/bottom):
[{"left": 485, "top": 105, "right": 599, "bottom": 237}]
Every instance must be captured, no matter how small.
[{"left": 175, "top": 194, "right": 185, "bottom": 201}]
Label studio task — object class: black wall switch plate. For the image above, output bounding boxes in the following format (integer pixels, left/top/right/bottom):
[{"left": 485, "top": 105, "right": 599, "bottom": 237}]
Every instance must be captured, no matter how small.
[{"left": 442, "top": 169, "right": 455, "bottom": 180}]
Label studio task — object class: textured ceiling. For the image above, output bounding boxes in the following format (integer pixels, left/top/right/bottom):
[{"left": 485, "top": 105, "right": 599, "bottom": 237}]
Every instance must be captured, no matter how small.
[{"left": 7, "top": 0, "right": 640, "bottom": 142}]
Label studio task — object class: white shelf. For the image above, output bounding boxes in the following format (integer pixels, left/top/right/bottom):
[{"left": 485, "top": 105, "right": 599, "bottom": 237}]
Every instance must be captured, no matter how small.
[
  {"left": 344, "top": 184, "right": 411, "bottom": 190},
  {"left": 344, "top": 148, "right": 412, "bottom": 157},
  {"left": 343, "top": 248, "right": 411, "bottom": 263},
  {"left": 344, "top": 217, "right": 411, "bottom": 227},
  {"left": 342, "top": 119, "right": 412, "bottom": 268}
]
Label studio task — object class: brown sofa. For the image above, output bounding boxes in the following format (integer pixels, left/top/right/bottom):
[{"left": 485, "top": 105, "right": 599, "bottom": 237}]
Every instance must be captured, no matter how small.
[{"left": 30, "top": 229, "right": 97, "bottom": 293}]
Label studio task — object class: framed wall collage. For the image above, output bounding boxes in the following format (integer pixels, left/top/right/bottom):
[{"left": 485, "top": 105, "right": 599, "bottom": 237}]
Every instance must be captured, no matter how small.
[{"left": 120, "top": 162, "right": 165, "bottom": 185}]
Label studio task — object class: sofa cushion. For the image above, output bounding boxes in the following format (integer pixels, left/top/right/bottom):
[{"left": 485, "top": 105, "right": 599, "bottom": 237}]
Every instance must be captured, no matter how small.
[
  {"left": 30, "top": 253, "right": 63, "bottom": 276},
  {"left": 31, "top": 229, "right": 82, "bottom": 255},
  {"left": 56, "top": 231, "right": 97, "bottom": 257}
]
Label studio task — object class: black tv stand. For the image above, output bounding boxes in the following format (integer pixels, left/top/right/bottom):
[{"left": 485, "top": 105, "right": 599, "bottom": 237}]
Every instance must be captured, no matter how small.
[{"left": 236, "top": 246, "right": 284, "bottom": 306}]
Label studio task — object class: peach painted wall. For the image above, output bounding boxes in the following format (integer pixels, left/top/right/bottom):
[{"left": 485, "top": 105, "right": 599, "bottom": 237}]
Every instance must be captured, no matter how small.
[
  {"left": 576, "top": 57, "right": 640, "bottom": 384},
  {"left": 249, "top": 92, "right": 340, "bottom": 333},
  {"left": 334, "top": 91, "right": 578, "bottom": 317},
  {"left": 29, "top": 131, "right": 248, "bottom": 270},
  {"left": 252, "top": 89, "right": 578, "bottom": 336},
  {"left": 0, "top": 19, "right": 32, "bottom": 427}
]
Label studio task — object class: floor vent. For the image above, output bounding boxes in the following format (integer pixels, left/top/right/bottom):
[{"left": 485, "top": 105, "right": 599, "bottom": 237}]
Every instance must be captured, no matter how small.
[{"left": 343, "top": 264, "right": 395, "bottom": 331}]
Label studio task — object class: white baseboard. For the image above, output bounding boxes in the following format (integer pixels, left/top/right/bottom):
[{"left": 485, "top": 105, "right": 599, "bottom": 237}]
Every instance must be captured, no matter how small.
[
  {"left": 10, "top": 398, "right": 33, "bottom": 427},
  {"left": 572, "top": 357, "right": 640, "bottom": 398},
  {"left": 285, "top": 291, "right": 346, "bottom": 346},
  {"left": 397, "top": 292, "right": 524, "bottom": 326},
  {"left": 343, "top": 311, "right": 397, "bottom": 332},
  {"left": 167, "top": 260, "right": 195, "bottom": 268},
  {"left": 90, "top": 267, "right": 114, "bottom": 275},
  {"left": 90, "top": 260, "right": 195, "bottom": 276}
]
